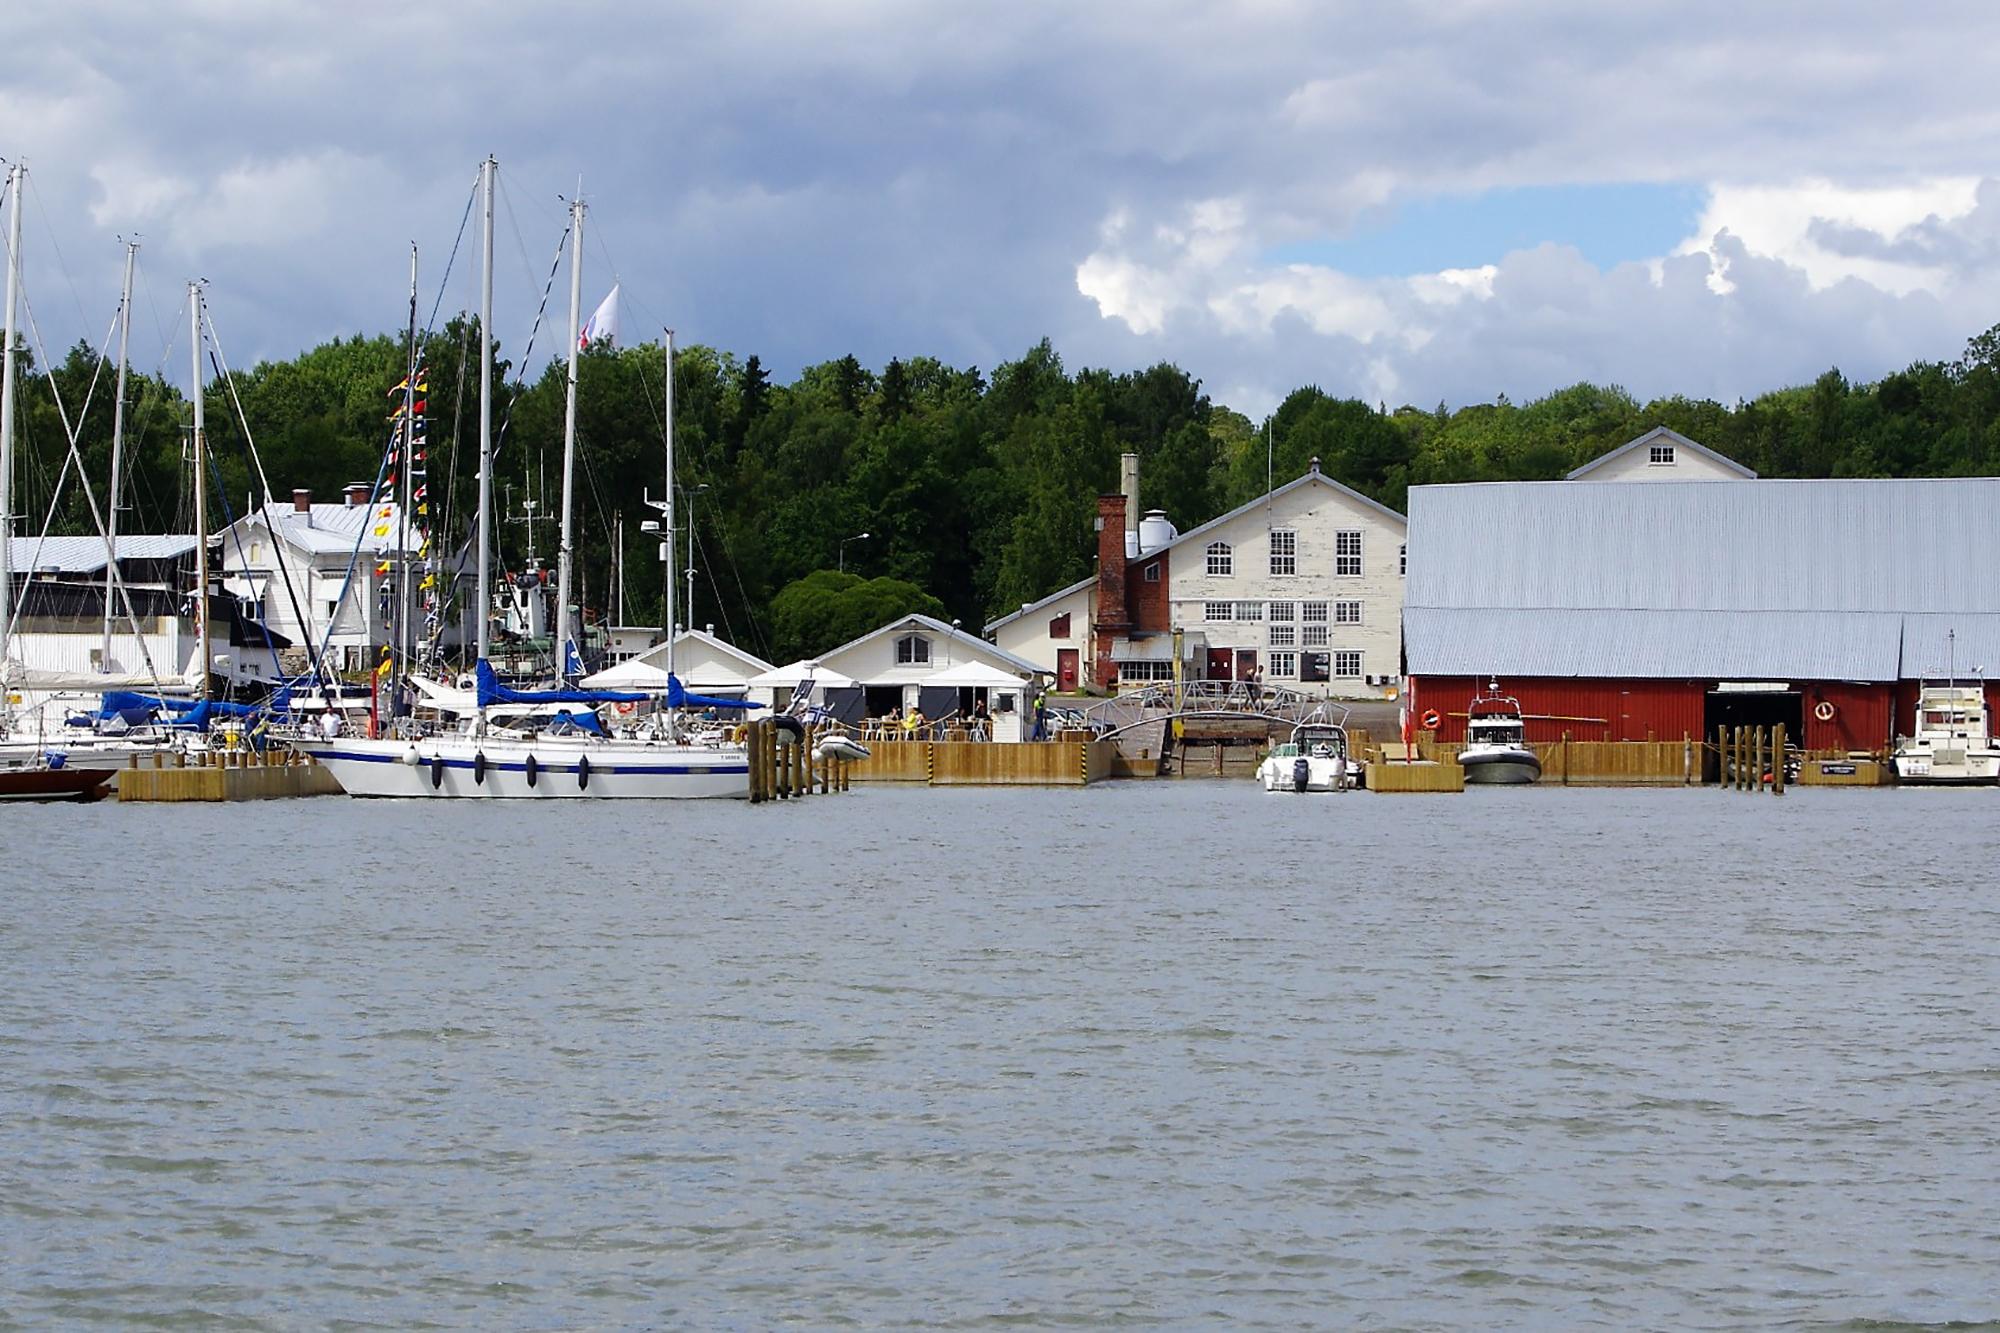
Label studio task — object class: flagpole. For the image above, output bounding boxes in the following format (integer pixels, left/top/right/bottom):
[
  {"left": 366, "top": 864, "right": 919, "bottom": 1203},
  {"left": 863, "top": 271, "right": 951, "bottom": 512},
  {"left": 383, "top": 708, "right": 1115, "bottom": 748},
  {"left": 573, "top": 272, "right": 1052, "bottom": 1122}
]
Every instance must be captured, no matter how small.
[{"left": 555, "top": 195, "right": 584, "bottom": 681}]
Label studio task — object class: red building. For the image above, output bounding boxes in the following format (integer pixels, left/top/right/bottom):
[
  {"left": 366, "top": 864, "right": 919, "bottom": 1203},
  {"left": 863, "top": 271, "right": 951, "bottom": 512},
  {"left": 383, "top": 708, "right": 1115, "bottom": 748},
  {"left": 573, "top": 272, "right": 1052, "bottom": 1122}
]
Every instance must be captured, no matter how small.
[{"left": 1403, "top": 477, "right": 2000, "bottom": 754}]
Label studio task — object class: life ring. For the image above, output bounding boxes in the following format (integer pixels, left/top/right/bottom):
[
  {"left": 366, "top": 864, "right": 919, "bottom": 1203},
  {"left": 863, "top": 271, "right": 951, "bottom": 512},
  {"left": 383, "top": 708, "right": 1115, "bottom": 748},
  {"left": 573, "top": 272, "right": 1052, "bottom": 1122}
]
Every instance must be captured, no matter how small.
[
  {"left": 1421, "top": 708, "right": 1441, "bottom": 730},
  {"left": 1813, "top": 700, "right": 1836, "bottom": 723},
  {"left": 614, "top": 700, "right": 638, "bottom": 716}
]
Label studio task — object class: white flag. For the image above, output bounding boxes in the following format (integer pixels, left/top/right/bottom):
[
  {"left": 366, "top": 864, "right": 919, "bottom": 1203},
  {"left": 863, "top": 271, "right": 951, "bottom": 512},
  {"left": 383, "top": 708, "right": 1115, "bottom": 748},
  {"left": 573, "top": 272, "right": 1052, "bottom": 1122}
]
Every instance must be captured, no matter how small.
[{"left": 580, "top": 283, "right": 620, "bottom": 348}]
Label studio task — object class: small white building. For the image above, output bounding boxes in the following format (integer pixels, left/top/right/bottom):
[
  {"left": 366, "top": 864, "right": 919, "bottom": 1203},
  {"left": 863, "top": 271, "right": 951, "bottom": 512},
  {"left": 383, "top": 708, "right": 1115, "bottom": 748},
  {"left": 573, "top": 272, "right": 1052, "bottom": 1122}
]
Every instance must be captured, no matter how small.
[
  {"left": 1566, "top": 426, "right": 1756, "bottom": 482},
  {"left": 585, "top": 627, "right": 773, "bottom": 696},
  {"left": 988, "top": 455, "right": 1408, "bottom": 698},
  {"left": 217, "top": 486, "right": 442, "bottom": 674},
  {"left": 814, "top": 612, "right": 1044, "bottom": 741}
]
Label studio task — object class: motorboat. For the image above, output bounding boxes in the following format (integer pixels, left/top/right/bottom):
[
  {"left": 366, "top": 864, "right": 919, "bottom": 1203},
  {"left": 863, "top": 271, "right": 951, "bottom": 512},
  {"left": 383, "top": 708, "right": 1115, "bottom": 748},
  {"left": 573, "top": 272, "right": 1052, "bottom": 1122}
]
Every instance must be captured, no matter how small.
[
  {"left": 1258, "top": 719, "right": 1357, "bottom": 792},
  {"left": 1892, "top": 683, "right": 2000, "bottom": 784},
  {"left": 0, "top": 741, "right": 118, "bottom": 801},
  {"left": 1459, "top": 682, "right": 1542, "bottom": 785}
]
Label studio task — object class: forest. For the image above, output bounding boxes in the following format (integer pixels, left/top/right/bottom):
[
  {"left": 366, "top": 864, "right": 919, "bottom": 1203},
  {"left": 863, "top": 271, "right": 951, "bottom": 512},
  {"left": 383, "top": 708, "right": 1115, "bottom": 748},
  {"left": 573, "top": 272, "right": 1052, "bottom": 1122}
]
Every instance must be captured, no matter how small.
[{"left": 10, "top": 320, "right": 2000, "bottom": 665}]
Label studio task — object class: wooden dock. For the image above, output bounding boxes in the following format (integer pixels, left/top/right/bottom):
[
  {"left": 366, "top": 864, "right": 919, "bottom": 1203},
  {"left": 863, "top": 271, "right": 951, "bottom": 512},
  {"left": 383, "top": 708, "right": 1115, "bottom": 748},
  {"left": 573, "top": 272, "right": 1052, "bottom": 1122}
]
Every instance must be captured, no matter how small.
[
  {"left": 1366, "top": 757, "right": 1465, "bottom": 793},
  {"left": 118, "top": 749, "right": 343, "bottom": 802},
  {"left": 841, "top": 738, "right": 1115, "bottom": 787}
]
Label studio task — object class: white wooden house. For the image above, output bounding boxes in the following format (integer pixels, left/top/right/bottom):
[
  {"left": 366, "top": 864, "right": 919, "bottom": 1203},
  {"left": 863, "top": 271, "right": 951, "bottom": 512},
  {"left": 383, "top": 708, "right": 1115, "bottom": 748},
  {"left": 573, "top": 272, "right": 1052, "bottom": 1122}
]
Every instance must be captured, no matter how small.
[
  {"left": 813, "top": 612, "right": 1044, "bottom": 741},
  {"left": 988, "top": 456, "right": 1408, "bottom": 698}
]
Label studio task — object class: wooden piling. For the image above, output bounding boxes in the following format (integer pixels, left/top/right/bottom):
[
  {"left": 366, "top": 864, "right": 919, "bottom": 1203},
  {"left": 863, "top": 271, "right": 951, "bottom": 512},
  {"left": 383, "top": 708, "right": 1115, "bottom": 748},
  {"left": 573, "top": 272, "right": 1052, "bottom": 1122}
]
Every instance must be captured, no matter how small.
[
  {"left": 1772, "top": 724, "right": 1786, "bottom": 794},
  {"left": 748, "top": 720, "right": 766, "bottom": 803}
]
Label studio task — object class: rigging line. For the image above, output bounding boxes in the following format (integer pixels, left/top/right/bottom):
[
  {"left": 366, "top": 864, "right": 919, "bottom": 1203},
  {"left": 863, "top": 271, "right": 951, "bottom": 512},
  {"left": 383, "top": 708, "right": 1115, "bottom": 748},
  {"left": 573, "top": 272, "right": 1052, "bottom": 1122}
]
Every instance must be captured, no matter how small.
[
  {"left": 132, "top": 249, "right": 181, "bottom": 381},
  {"left": 4, "top": 293, "right": 166, "bottom": 687},
  {"left": 494, "top": 168, "right": 542, "bottom": 314},
  {"left": 205, "top": 331, "right": 315, "bottom": 683},
  {"left": 422, "top": 172, "right": 480, "bottom": 337},
  {"left": 200, "top": 429, "right": 286, "bottom": 685},
  {"left": 489, "top": 219, "right": 569, "bottom": 468},
  {"left": 712, "top": 514, "right": 771, "bottom": 658},
  {"left": 24, "top": 172, "right": 95, "bottom": 355}
]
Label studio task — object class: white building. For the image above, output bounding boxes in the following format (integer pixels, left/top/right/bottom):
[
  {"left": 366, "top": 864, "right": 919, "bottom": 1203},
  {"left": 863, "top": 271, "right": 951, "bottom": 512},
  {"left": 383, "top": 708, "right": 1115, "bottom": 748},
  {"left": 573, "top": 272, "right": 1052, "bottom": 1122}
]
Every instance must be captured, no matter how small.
[
  {"left": 584, "top": 627, "right": 772, "bottom": 696},
  {"left": 989, "top": 456, "right": 1408, "bottom": 698},
  {"left": 1566, "top": 426, "right": 1756, "bottom": 482},
  {"left": 217, "top": 486, "right": 443, "bottom": 674},
  {"left": 814, "top": 612, "right": 1043, "bottom": 741}
]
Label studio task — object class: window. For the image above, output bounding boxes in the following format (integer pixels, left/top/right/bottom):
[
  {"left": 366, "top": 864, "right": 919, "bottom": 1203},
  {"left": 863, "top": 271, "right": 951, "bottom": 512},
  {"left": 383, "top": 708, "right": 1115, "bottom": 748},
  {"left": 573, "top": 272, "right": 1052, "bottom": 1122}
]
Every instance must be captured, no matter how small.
[
  {"left": 1269, "top": 529, "right": 1297, "bottom": 576},
  {"left": 1301, "top": 625, "right": 1329, "bottom": 647},
  {"left": 1206, "top": 541, "right": 1233, "bottom": 576},
  {"left": 1236, "top": 601, "right": 1263, "bottom": 622},
  {"left": 895, "top": 634, "right": 931, "bottom": 665},
  {"left": 1334, "top": 600, "right": 1362, "bottom": 625},
  {"left": 1300, "top": 652, "right": 1329, "bottom": 683},
  {"left": 1333, "top": 650, "right": 1363, "bottom": 678},
  {"left": 1301, "top": 601, "right": 1328, "bottom": 623},
  {"left": 1143, "top": 562, "right": 1161, "bottom": 583},
  {"left": 1269, "top": 624, "right": 1296, "bottom": 647},
  {"left": 1121, "top": 660, "right": 1173, "bottom": 682},
  {"left": 1268, "top": 651, "right": 1297, "bottom": 678},
  {"left": 1399, "top": 543, "right": 1406, "bottom": 576},
  {"left": 1650, "top": 444, "right": 1675, "bottom": 465},
  {"left": 1049, "top": 613, "right": 1071, "bottom": 640},
  {"left": 1204, "top": 601, "right": 1232, "bottom": 622},
  {"left": 1335, "top": 530, "right": 1362, "bottom": 576},
  {"left": 1268, "top": 601, "right": 1295, "bottom": 622}
]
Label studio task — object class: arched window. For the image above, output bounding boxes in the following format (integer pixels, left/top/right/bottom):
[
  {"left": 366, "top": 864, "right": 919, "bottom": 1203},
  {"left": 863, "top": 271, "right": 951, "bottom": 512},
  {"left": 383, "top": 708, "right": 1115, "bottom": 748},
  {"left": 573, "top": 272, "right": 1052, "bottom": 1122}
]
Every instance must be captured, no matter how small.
[
  {"left": 1206, "top": 541, "right": 1233, "bottom": 576},
  {"left": 895, "top": 634, "right": 931, "bottom": 665}
]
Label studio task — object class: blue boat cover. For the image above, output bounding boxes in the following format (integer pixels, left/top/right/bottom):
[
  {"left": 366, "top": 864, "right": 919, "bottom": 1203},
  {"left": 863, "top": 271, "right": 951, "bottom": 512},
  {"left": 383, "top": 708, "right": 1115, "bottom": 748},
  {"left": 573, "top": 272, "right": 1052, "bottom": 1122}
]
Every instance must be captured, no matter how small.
[
  {"left": 475, "top": 659, "right": 647, "bottom": 708},
  {"left": 665, "top": 674, "right": 761, "bottom": 711}
]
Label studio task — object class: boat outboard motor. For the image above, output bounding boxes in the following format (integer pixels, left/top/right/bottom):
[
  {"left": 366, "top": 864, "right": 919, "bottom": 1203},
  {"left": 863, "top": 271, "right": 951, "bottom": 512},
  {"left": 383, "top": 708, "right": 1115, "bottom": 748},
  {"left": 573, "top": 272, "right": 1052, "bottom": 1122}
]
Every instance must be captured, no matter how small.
[{"left": 1292, "top": 756, "right": 1311, "bottom": 792}]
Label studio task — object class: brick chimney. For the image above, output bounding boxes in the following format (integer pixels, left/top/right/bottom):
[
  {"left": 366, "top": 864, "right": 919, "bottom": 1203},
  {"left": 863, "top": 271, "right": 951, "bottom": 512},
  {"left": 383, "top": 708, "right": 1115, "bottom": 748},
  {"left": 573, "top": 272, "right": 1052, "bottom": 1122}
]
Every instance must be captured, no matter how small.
[
  {"left": 1093, "top": 493, "right": 1131, "bottom": 689},
  {"left": 344, "top": 483, "right": 370, "bottom": 507},
  {"left": 292, "top": 488, "right": 311, "bottom": 512}
]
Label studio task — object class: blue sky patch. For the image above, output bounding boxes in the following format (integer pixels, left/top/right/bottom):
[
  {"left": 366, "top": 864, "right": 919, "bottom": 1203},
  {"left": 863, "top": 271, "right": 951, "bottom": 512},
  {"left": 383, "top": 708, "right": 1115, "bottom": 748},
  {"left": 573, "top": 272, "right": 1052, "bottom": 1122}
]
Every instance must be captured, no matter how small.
[{"left": 1264, "top": 182, "right": 1709, "bottom": 276}]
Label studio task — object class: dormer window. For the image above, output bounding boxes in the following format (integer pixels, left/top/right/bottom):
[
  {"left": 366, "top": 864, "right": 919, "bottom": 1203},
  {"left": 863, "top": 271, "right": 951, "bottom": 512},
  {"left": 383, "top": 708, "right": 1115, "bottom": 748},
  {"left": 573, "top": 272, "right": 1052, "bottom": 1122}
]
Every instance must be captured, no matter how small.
[
  {"left": 1650, "top": 444, "right": 1675, "bottom": 465},
  {"left": 895, "top": 634, "right": 931, "bottom": 665},
  {"left": 1206, "top": 541, "right": 1232, "bottom": 576}
]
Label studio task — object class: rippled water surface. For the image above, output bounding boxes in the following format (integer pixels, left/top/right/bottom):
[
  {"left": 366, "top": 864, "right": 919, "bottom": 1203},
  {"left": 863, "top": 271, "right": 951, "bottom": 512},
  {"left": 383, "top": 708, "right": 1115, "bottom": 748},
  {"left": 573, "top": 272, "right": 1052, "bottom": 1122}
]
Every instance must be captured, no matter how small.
[{"left": 4, "top": 785, "right": 1999, "bottom": 1328}]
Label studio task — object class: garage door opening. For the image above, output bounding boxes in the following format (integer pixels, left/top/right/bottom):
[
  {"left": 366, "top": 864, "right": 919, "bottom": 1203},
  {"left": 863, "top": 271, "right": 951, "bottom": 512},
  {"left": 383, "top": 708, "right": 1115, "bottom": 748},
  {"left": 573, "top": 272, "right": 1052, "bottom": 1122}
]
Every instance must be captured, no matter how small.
[{"left": 1704, "top": 685, "right": 1802, "bottom": 779}]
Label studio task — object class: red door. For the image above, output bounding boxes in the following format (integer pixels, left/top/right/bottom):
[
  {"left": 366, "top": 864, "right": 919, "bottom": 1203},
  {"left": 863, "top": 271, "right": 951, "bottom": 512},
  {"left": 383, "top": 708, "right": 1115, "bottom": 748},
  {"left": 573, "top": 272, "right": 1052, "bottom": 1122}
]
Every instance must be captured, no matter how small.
[
  {"left": 1207, "top": 648, "right": 1233, "bottom": 680},
  {"left": 1056, "top": 649, "right": 1079, "bottom": 693}
]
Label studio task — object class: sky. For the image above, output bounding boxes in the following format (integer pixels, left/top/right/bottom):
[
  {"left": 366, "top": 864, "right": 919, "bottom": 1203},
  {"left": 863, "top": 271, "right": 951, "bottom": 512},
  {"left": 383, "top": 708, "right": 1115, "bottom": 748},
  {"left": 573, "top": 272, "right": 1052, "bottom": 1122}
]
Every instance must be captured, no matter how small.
[{"left": 5, "top": 0, "right": 2000, "bottom": 420}]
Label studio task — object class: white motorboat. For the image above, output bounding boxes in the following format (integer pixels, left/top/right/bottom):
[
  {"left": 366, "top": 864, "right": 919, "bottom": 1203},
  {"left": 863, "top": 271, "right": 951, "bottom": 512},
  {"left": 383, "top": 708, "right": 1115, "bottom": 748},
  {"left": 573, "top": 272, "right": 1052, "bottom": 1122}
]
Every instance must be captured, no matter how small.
[
  {"left": 1258, "top": 719, "right": 1357, "bottom": 792},
  {"left": 1892, "top": 683, "right": 2000, "bottom": 785},
  {"left": 1459, "top": 682, "right": 1542, "bottom": 785}
]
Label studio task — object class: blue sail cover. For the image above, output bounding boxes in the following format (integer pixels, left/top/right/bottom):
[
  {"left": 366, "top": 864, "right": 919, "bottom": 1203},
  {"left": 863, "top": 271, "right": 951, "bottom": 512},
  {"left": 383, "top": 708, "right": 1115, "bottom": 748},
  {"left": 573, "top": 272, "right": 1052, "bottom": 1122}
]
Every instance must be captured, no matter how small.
[
  {"left": 665, "top": 674, "right": 761, "bottom": 711},
  {"left": 93, "top": 690, "right": 290, "bottom": 730},
  {"left": 475, "top": 659, "right": 648, "bottom": 708}
]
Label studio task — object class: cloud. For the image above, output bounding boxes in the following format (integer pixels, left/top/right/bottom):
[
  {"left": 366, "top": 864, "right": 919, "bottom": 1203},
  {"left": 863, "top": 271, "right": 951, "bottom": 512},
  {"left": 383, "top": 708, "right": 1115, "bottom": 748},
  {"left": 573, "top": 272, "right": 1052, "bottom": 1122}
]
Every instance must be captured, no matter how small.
[{"left": 4, "top": 0, "right": 2000, "bottom": 418}]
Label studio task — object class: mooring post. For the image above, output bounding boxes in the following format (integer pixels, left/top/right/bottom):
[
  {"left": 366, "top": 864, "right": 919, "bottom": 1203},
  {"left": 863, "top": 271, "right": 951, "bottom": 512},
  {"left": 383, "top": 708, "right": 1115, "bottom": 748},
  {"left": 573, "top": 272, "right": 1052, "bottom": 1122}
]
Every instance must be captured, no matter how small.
[{"left": 1773, "top": 723, "right": 1786, "bottom": 794}]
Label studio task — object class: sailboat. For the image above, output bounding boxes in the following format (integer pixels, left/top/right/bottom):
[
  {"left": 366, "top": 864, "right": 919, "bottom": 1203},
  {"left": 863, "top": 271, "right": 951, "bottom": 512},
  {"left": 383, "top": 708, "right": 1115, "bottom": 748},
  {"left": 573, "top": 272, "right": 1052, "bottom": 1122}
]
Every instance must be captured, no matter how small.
[{"left": 288, "top": 162, "right": 752, "bottom": 799}]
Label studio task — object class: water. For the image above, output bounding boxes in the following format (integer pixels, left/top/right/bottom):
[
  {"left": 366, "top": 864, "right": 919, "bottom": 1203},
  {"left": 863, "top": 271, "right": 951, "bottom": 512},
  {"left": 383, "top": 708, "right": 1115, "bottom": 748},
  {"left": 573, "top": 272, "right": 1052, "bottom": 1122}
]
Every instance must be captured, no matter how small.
[{"left": 3, "top": 785, "right": 1997, "bottom": 1329}]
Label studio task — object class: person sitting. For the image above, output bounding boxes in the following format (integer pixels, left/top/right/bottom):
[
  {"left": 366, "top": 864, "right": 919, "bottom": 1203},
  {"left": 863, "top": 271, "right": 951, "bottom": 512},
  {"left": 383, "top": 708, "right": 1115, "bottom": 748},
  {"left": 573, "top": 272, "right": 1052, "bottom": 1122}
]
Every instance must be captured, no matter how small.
[
  {"left": 901, "top": 705, "right": 926, "bottom": 738},
  {"left": 969, "top": 698, "right": 991, "bottom": 740}
]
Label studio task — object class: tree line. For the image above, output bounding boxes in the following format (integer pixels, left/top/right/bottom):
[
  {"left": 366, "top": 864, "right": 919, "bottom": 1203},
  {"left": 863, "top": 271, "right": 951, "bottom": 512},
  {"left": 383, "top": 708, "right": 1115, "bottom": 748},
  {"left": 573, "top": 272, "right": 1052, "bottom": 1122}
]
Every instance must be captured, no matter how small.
[{"left": 9, "top": 322, "right": 2000, "bottom": 664}]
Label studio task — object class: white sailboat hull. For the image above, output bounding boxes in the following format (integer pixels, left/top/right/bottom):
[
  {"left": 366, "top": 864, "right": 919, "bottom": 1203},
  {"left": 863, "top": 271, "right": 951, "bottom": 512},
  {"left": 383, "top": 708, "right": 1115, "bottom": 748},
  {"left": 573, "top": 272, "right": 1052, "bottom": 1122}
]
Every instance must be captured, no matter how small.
[{"left": 291, "top": 735, "right": 749, "bottom": 799}]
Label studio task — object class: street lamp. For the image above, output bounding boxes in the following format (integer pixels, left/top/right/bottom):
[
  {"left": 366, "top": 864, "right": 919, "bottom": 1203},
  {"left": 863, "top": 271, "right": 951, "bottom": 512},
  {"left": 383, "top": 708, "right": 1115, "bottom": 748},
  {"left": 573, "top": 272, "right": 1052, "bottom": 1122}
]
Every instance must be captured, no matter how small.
[{"left": 839, "top": 531, "right": 870, "bottom": 573}]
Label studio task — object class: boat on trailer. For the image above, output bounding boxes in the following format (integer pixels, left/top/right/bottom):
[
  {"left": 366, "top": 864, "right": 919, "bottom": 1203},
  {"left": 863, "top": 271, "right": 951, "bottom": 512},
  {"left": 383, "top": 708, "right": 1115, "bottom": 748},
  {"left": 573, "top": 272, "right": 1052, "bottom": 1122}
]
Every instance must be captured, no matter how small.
[{"left": 1459, "top": 682, "right": 1542, "bottom": 785}]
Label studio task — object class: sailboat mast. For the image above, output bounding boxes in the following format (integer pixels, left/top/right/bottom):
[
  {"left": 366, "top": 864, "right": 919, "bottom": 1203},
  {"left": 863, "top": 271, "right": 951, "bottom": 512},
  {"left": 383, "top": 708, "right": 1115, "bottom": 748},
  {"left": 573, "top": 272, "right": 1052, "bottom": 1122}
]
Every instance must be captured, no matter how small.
[
  {"left": 663, "top": 328, "right": 676, "bottom": 683},
  {"left": 0, "top": 165, "right": 22, "bottom": 664},
  {"left": 555, "top": 195, "right": 584, "bottom": 678},
  {"left": 476, "top": 156, "right": 495, "bottom": 661},
  {"left": 396, "top": 243, "right": 417, "bottom": 709},
  {"left": 189, "top": 282, "right": 210, "bottom": 703},
  {"left": 101, "top": 238, "right": 137, "bottom": 667}
]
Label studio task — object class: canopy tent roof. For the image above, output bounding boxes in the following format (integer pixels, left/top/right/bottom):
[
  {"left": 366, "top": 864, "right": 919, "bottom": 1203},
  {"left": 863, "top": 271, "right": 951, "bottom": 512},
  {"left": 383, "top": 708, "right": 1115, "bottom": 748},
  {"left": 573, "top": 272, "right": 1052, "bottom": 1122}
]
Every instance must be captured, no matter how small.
[
  {"left": 923, "top": 660, "right": 1032, "bottom": 687},
  {"left": 747, "top": 659, "right": 858, "bottom": 690},
  {"left": 581, "top": 658, "right": 676, "bottom": 690}
]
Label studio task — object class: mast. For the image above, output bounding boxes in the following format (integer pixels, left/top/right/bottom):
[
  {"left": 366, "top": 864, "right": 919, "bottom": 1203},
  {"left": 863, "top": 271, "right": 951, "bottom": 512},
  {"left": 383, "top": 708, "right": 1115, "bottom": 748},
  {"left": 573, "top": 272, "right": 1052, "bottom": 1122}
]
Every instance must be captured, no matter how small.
[
  {"left": 396, "top": 243, "right": 417, "bottom": 712},
  {"left": 0, "top": 165, "right": 21, "bottom": 666},
  {"left": 101, "top": 241, "right": 138, "bottom": 667},
  {"left": 663, "top": 329, "right": 675, "bottom": 682},
  {"left": 189, "top": 282, "right": 210, "bottom": 703},
  {"left": 555, "top": 195, "right": 584, "bottom": 679},
  {"left": 476, "top": 156, "right": 494, "bottom": 661}
]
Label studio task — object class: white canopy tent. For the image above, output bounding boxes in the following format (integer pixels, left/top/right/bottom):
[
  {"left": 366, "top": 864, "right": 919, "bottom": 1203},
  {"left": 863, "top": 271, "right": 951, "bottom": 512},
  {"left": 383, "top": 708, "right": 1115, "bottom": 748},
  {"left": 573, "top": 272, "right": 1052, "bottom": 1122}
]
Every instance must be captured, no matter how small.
[
  {"left": 922, "top": 660, "right": 1032, "bottom": 688},
  {"left": 746, "top": 659, "right": 858, "bottom": 691}
]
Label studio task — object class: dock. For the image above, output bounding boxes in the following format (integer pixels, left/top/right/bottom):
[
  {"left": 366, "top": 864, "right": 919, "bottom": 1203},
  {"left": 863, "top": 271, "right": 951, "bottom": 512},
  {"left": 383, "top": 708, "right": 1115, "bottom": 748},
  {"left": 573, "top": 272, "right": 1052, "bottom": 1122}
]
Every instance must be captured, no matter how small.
[{"left": 118, "top": 748, "right": 343, "bottom": 802}]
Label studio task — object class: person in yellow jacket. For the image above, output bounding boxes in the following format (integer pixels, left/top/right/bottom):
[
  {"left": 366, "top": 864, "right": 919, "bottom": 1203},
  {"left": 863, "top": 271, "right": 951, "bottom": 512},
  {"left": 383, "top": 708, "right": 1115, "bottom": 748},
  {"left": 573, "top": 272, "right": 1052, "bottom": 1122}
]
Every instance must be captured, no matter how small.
[{"left": 901, "top": 705, "right": 926, "bottom": 738}]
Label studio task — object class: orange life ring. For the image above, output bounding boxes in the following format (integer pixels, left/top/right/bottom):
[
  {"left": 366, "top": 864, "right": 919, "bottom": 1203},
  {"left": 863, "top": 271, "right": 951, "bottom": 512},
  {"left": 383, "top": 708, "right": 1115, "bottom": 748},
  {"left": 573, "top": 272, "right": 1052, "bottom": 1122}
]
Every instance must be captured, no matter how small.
[
  {"left": 615, "top": 699, "right": 638, "bottom": 716},
  {"left": 1813, "top": 700, "right": 1835, "bottom": 723},
  {"left": 1421, "top": 708, "right": 1441, "bottom": 730}
]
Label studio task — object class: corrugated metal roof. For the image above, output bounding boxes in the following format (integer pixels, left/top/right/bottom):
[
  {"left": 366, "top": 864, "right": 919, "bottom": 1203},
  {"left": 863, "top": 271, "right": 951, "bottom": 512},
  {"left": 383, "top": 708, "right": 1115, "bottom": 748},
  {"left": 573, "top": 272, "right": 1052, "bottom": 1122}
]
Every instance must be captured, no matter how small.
[
  {"left": 232, "top": 502, "right": 419, "bottom": 556},
  {"left": 1406, "top": 608, "right": 1904, "bottom": 679},
  {"left": 1408, "top": 478, "right": 2000, "bottom": 614},
  {"left": 1898, "top": 613, "right": 2000, "bottom": 681},
  {"left": 7, "top": 534, "right": 198, "bottom": 573}
]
